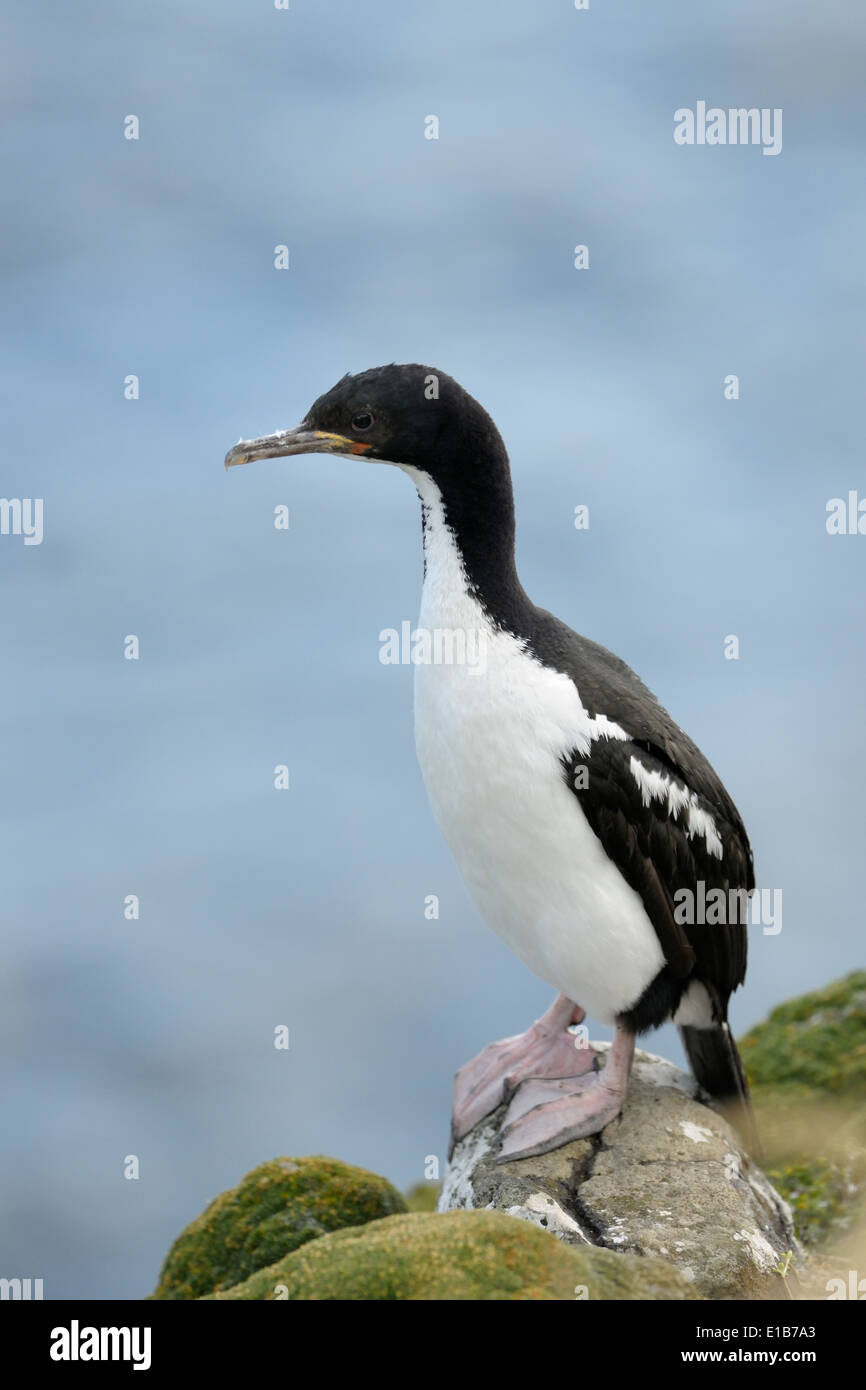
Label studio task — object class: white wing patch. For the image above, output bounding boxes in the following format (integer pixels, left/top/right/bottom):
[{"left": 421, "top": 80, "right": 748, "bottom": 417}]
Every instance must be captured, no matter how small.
[
  {"left": 585, "top": 712, "right": 630, "bottom": 747},
  {"left": 629, "top": 756, "right": 724, "bottom": 859}
]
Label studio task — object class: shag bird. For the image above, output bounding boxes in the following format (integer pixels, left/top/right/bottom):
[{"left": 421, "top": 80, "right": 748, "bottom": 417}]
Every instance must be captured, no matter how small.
[{"left": 225, "top": 364, "right": 758, "bottom": 1161}]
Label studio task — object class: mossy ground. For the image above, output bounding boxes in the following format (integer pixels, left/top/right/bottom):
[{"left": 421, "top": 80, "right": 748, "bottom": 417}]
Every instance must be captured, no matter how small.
[
  {"left": 741, "top": 971, "right": 866, "bottom": 1251},
  {"left": 152, "top": 1156, "right": 407, "bottom": 1300},
  {"left": 740, "top": 970, "right": 866, "bottom": 1097},
  {"left": 764, "top": 1155, "right": 865, "bottom": 1248},
  {"left": 206, "top": 1209, "right": 702, "bottom": 1301},
  {"left": 404, "top": 1181, "right": 441, "bottom": 1212}
]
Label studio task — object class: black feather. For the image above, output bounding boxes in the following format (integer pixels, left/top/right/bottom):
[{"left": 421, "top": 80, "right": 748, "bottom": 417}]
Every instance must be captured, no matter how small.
[{"left": 680, "top": 1022, "right": 762, "bottom": 1156}]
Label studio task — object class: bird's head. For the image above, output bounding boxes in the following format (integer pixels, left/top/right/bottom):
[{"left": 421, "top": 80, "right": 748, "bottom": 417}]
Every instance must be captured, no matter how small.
[{"left": 224, "top": 363, "right": 510, "bottom": 501}]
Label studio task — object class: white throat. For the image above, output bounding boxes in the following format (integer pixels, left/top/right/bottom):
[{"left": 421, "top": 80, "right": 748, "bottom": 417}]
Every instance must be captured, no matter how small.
[{"left": 398, "top": 466, "right": 477, "bottom": 630}]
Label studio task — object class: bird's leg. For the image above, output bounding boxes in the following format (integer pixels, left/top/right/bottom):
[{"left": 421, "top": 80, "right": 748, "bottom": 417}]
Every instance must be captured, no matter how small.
[
  {"left": 450, "top": 994, "right": 597, "bottom": 1154},
  {"left": 497, "top": 1021, "right": 636, "bottom": 1162}
]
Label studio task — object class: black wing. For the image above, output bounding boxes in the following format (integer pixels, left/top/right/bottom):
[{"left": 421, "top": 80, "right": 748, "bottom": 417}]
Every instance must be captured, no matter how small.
[{"left": 531, "top": 612, "right": 754, "bottom": 1014}]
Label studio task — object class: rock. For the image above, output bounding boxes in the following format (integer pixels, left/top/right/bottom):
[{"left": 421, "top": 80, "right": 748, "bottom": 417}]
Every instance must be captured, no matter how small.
[
  {"left": 440, "top": 1046, "right": 799, "bottom": 1300},
  {"left": 741, "top": 971, "right": 866, "bottom": 1250},
  {"left": 206, "top": 1209, "right": 701, "bottom": 1300},
  {"left": 151, "top": 1156, "right": 407, "bottom": 1300}
]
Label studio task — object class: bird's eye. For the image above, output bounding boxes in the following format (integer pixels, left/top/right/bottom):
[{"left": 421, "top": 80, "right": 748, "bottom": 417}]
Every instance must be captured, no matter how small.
[{"left": 351, "top": 411, "right": 374, "bottom": 432}]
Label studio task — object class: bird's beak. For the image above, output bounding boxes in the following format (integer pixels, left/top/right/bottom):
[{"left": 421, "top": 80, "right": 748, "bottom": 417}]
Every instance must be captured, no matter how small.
[{"left": 224, "top": 424, "right": 372, "bottom": 470}]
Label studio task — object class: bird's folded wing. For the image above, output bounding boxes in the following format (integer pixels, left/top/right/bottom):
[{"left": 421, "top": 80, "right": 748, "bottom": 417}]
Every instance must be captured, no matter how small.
[{"left": 563, "top": 731, "right": 753, "bottom": 997}]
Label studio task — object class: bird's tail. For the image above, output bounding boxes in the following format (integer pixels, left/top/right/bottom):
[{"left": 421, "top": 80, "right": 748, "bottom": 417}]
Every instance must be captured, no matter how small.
[{"left": 679, "top": 1022, "right": 762, "bottom": 1159}]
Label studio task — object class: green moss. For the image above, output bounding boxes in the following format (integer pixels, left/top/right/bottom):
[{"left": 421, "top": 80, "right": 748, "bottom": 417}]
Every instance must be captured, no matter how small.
[
  {"left": 767, "top": 1156, "right": 866, "bottom": 1248},
  {"left": 152, "top": 1156, "right": 407, "bottom": 1300},
  {"left": 739, "top": 973, "right": 866, "bottom": 1251},
  {"left": 206, "top": 1209, "right": 702, "bottom": 1301},
  {"left": 404, "top": 1182, "right": 441, "bottom": 1213},
  {"left": 740, "top": 970, "right": 866, "bottom": 1097}
]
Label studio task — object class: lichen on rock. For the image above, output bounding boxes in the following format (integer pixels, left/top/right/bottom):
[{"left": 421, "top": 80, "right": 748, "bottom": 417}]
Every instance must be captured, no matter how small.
[{"left": 439, "top": 1046, "right": 800, "bottom": 1300}]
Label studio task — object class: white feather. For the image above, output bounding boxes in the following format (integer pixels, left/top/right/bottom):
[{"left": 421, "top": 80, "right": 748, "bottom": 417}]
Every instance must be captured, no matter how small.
[
  {"left": 403, "top": 469, "right": 667, "bottom": 1022},
  {"left": 673, "top": 980, "right": 715, "bottom": 1028},
  {"left": 629, "top": 756, "right": 723, "bottom": 859}
]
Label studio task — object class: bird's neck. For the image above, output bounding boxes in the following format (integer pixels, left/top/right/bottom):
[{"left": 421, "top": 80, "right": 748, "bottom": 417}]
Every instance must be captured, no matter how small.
[{"left": 402, "top": 465, "right": 531, "bottom": 630}]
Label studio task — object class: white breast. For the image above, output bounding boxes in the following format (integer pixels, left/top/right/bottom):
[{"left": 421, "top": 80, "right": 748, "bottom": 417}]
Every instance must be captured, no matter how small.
[{"left": 403, "top": 469, "right": 666, "bottom": 1023}]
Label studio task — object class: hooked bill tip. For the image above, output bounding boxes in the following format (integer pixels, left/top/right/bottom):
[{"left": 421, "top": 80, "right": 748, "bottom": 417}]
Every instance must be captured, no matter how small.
[{"left": 224, "top": 441, "right": 249, "bottom": 470}]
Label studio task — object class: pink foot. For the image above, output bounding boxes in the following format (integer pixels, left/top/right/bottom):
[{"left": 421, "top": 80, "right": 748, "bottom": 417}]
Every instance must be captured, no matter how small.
[
  {"left": 450, "top": 995, "right": 597, "bottom": 1154},
  {"left": 497, "top": 1025, "right": 636, "bottom": 1162}
]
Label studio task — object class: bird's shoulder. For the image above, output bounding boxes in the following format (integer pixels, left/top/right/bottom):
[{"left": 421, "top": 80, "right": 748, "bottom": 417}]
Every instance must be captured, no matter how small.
[{"left": 527, "top": 605, "right": 752, "bottom": 855}]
